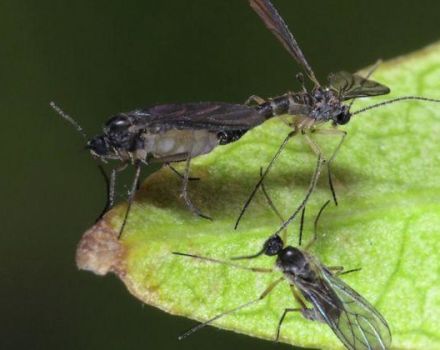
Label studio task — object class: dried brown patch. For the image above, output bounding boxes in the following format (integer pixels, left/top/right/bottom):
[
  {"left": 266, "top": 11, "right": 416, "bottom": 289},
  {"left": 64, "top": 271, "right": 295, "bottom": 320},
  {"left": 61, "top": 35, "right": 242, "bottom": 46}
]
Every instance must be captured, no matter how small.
[{"left": 76, "top": 219, "right": 126, "bottom": 277}]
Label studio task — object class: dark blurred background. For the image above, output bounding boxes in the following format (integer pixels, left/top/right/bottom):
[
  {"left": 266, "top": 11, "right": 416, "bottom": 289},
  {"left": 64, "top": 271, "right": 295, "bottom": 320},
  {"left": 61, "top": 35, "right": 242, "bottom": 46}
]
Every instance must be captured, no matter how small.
[{"left": 1, "top": 1, "right": 438, "bottom": 349}]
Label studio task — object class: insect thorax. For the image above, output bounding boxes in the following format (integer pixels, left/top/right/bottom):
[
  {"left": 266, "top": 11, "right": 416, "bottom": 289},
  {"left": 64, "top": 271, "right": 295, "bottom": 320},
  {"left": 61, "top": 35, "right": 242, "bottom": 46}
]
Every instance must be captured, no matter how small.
[
  {"left": 276, "top": 247, "right": 317, "bottom": 282},
  {"left": 309, "top": 88, "right": 345, "bottom": 123},
  {"left": 256, "top": 88, "right": 345, "bottom": 126}
]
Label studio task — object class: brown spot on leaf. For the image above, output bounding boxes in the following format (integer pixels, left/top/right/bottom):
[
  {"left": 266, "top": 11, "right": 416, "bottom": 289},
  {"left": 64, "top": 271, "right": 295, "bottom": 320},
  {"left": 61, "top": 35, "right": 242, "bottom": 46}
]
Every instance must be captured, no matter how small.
[{"left": 76, "top": 219, "right": 126, "bottom": 277}]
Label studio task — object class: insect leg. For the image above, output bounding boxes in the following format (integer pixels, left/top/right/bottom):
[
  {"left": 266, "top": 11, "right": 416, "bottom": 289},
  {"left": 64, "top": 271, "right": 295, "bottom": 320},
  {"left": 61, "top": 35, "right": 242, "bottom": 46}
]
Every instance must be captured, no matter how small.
[
  {"left": 259, "top": 167, "right": 289, "bottom": 242},
  {"left": 275, "top": 308, "right": 302, "bottom": 342},
  {"left": 312, "top": 128, "right": 347, "bottom": 205},
  {"left": 95, "top": 162, "right": 129, "bottom": 222},
  {"left": 235, "top": 130, "right": 297, "bottom": 229},
  {"left": 177, "top": 277, "right": 284, "bottom": 340},
  {"left": 272, "top": 153, "right": 324, "bottom": 237},
  {"left": 172, "top": 252, "right": 273, "bottom": 273},
  {"left": 117, "top": 162, "right": 142, "bottom": 239},
  {"left": 298, "top": 206, "right": 306, "bottom": 246},
  {"left": 327, "top": 266, "right": 362, "bottom": 277},
  {"left": 245, "top": 95, "right": 266, "bottom": 106},
  {"left": 304, "top": 200, "right": 330, "bottom": 250},
  {"left": 181, "top": 155, "right": 212, "bottom": 220},
  {"left": 167, "top": 163, "right": 200, "bottom": 181},
  {"left": 95, "top": 165, "right": 111, "bottom": 222},
  {"left": 275, "top": 285, "right": 309, "bottom": 341}
]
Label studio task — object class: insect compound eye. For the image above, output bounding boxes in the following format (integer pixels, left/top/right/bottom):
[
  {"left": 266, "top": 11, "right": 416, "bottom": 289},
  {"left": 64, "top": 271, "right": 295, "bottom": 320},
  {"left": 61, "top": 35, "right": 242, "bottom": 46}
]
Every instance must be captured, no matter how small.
[
  {"left": 87, "top": 136, "right": 109, "bottom": 156},
  {"left": 263, "top": 235, "right": 284, "bottom": 256},
  {"left": 335, "top": 109, "right": 351, "bottom": 125}
]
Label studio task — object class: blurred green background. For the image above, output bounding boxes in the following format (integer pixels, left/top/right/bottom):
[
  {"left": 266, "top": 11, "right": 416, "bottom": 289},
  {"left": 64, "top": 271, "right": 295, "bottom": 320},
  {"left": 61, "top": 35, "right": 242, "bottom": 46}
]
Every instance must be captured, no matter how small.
[{"left": 1, "top": 1, "right": 439, "bottom": 349}]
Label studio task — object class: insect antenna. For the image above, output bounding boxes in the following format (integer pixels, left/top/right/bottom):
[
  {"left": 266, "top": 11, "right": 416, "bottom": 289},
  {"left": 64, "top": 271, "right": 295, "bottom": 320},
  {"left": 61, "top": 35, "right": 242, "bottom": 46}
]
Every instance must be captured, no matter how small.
[
  {"left": 49, "top": 101, "right": 88, "bottom": 140},
  {"left": 351, "top": 96, "right": 440, "bottom": 116},
  {"left": 177, "top": 299, "right": 260, "bottom": 340},
  {"left": 176, "top": 277, "right": 283, "bottom": 340},
  {"left": 50, "top": 101, "right": 117, "bottom": 222},
  {"left": 172, "top": 252, "right": 272, "bottom": 273},
  {"left": 230, "top": 245, "right": 267, "bottom": 261}
]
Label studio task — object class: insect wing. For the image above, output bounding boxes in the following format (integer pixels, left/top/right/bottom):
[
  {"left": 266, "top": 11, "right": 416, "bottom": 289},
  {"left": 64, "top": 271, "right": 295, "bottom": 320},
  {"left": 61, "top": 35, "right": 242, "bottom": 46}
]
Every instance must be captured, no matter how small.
[
  {"left": 249, "top": 0, "right": 319, "bottom": 86},
  {"left": 132, "top": 102, "right": 267, "bottom": 131},
  {"left": 299, "top": 266, "right": 391, "bottom": 350},
  {"left": 329, "top": 71, "right": 390, "bottom": 100}
]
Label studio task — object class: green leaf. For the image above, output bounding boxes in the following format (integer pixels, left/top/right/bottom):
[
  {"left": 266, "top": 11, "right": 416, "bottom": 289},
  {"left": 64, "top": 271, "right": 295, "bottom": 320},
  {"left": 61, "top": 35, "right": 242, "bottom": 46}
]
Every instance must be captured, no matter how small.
[{"left": 76, "top": 42, "right": 440, "bottom": 350}]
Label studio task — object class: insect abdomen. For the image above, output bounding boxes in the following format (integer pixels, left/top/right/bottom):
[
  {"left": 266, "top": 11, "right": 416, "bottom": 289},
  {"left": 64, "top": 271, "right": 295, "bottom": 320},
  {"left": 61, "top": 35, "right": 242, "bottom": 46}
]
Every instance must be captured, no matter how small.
[
  {"left": 145, "top": 129, "right": 219, "bottom": 162},
  {"left": 256, "top": 96, "right": 290, "bottom": 118},
  {"left": 217, "top": 130, "right": 247, "bottom": 145},
  {"left": 256, "top": 94, "right": 310, "bottom": 118}
]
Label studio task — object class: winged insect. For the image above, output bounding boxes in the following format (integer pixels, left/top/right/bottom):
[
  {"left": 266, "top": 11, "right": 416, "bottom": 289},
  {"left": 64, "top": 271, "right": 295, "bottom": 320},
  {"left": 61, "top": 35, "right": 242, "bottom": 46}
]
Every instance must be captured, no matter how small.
[
  {"left": 51, "top": 101, "right": 269, "bottom": 238},
  {"left": 173, "top": 198, "right": 391, "bottom": 350},
  {"left": 235, "top": 0, "right": 440, "bottom": 230}
]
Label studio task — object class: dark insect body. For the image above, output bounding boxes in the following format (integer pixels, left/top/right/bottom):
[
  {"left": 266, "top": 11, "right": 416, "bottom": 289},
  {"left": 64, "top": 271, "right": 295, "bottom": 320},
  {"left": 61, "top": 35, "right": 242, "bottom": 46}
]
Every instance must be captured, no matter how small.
[
  {"left": 88, "top": 102, "right": 267, "bottom": 164},
  {"left": 173, "top": 199, "right": 392, "bottom": 350},
  {"left": 51, "top": 101, "right": 269, "bottom": 237},
  {"left": 235, "top": 0, "right": 440, "bottom": 231}
]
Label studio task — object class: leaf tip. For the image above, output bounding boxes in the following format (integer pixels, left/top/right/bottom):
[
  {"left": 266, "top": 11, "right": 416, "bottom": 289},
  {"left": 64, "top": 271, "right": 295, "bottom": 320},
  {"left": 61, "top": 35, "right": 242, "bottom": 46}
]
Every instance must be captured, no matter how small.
[{"left": 76, "top": 219, "right": 126, "bottom": 277}]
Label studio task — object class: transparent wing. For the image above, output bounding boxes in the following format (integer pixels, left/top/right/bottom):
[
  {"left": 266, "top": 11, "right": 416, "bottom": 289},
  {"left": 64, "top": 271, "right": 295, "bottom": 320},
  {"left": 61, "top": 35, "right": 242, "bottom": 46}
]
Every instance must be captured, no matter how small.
[
  {"left": 329, "top": 71, "right": 390, "bottom": 100},
  {"left": 249, "top": 0, "right": 319, "bottom": 86},
  {"left": 129, "top": 102, "right": 267, "bottom": 131},
  {"left": 298, "top": 266, "right": 391, "bottom": 350}
]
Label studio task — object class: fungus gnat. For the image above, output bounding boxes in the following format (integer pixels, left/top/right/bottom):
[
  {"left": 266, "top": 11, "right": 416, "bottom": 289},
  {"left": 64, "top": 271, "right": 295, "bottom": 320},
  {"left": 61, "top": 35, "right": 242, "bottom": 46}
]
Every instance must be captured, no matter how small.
[
  {"left": 50, "top": 101, "right": 270, "bottom": 238},
  {"left": 173, "top": 199, "right": 391, "bottom": 350},
  {"left": 234, "top": 0, "right": 440, "bottom": 230}
]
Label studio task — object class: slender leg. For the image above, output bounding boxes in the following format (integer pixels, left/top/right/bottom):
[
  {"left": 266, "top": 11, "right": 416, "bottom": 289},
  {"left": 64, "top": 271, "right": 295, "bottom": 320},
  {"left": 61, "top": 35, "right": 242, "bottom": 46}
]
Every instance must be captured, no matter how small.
[
  {"left": 172, "top": 252, "right": 273, "bottom": 273},
  {"left": 235, "top": 130, "right": 297, "bottom": 229},
  {"left": 181, "top": 155, "right": 212, "bottom": 220},
  {"left": 245, "top": 95, "right": 266, "bottom": 106},
  {"left": 259, "top": 167, "right": 289, "bottom": 242},
  {"left": 304, "top": 200, "right": 330, "bottom": 250},
  {"left": 117, "top": 162, "right": 142, "bottom": 239},
  {"left": 167, "top": 163, "right": 200, "bottom": 181},
  {"left": 311, "top": 128, "right": 347, "bottom": 205},
  {"left": 303, "top": 132, "right": 324, "bottom": 158},
  {"left": 178, "top": 277, "right": 284, "bottom": 340},
  {"left": 275, "top": 308, "right": 302, "bottom": 342},
  {"left": 95, "top": 165, "right": 111, "bottom": 222},
  {"left": 272, "top": 153, "right": 324, "bottom": 237},
  {"left": 95, "top": 163, "right": 127, "bottom": 222},
  {"left": 275, "top": 285, "right": 307, "bottom": 341},
  {"left": 298, "top": 206, "right": 306, "bottom": 246},
  {"left": 327, "top": 265, "right": 362, "bottom": 276}
]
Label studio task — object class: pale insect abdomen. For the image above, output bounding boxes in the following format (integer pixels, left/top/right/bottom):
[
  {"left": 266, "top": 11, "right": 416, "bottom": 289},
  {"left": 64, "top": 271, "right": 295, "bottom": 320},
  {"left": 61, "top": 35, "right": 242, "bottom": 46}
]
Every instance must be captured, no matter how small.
[{"left": 145, "top": 129, "right": 219, "bottom": 162}]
